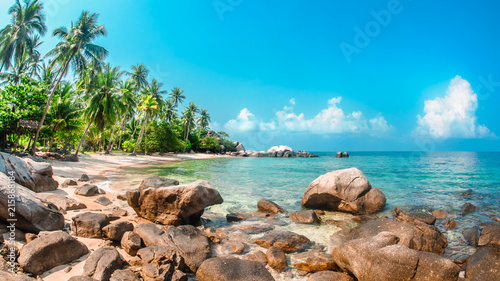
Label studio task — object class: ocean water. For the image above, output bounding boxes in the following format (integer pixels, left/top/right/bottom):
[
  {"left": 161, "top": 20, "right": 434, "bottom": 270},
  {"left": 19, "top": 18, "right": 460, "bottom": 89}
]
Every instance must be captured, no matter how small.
[{"left": 121, "top": 151, "right": 500, "bottom": 257}]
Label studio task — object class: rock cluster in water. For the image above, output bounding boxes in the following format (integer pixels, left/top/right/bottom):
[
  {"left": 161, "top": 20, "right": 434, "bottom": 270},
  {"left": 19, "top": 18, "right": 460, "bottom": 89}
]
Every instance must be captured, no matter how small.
[
  {"left": 0, "top": 153, "right": 499, "bottom": 280},
  {"left": 227, "top": 145, "right": 319, "bottom": 158}
]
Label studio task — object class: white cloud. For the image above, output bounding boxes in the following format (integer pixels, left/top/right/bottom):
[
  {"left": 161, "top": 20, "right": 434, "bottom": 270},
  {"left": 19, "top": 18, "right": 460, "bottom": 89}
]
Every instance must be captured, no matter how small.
[
  {"left": 224, "top": 97, "right": 392, "bottom": 136},
  {"left": 224, "top": 108, "right": 257, "bottom": 133},
  {"left": 415, "top": 75, "right": 494, "bottom": 139},
  {"left": 289, "top": 98, "right": 296, "bottom": 105}
]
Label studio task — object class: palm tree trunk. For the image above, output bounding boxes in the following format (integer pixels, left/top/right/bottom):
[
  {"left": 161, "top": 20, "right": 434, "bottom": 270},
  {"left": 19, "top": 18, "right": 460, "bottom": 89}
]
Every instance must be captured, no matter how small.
[
  {"left": 118, "top": 130, "right": 123, "bottom": 151},
  {"left": 109, "top": 106, "right": 130, "bottom": 153},
  {"left": 25, "top": 134, "right": 32, "bottom": 152},
  {"left": 105, "top": 116, "right": 120, "bottom": 154},
  {"left": 31, "top": 52, "right": 76, "bottom": 155},
  {"left": 48, "top": 136, "right": 54, "bottom": 152},
  {"left": 62, "top": 135, "right": 71, "bottom": 154},
  {"left": 184, "top": 117, "right": 192, "bottom": 151},
  {"left": 74, "top": 114, "right": 96, "bottom": 157},
  {"left": 132, "top": 115, "right": 148, "bottom": 155}
]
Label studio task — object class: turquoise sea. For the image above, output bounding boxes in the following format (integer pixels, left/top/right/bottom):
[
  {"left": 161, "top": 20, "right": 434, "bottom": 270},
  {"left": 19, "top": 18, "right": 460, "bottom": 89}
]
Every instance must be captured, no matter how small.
[{"left": 121, "top": 151, "right": 500, "bottom": 257}]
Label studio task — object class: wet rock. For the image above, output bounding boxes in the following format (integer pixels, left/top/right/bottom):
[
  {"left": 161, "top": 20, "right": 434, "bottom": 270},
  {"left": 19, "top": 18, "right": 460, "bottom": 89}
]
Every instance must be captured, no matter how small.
[
  {"left": 74, "top": 184, "right": 99, "bottom": 196},
  {"left": 445, "top": 219, "right": 458, "bottom": 228},
  {"left": 0, "top": 173, "right": 64, "bottom": 233},
  {"left": 301, "top": 168, "right": 386, "bottom": 214},
  {"left": 408, "top": 212, "right": 436, "bottom": 225},
  {"left": 121, "top": 231, "right": 142, "bottom": 256},
  {"left": 227, "top": 222, "right": 274, "bottom": 234},
  {"left": 254, "top": 230, "right": 312, "bottom": 252},
  {"left": 103, "top": 221, "right": 134, "bottom": 241},
  {"left": 462, "top": 203, "right": 477, "bottom": 213},
  {"left": 478, "top": 222, "right": 500, "bottom": 246},
  {"left": 307, "top": 271, "right": 354, "bottom": 281},
  {"left": 333, "top": 207, "right": 448, "bottom": 254},
  {"left": 493, "top": 217, "right": 500, "bottom": 222},
  {"left": 127, "top": 180, "right": 223, "bottom": 225},
  {"left": 39, "top": 194, "right": 87, "bottom": 211},
  {"left": 110, "top": 269, "right": 140, "bottom": 281},
  {"left": 0, "top": 153, "right": 58, "bottom": 192},
  {"left": 226, "top": 212, "right": 247, "bottom": 222},
  {"left": 18, "top": 231, "right": 89, "bottom": 275},
  {"left": 71, "top": 212, "right": 110, "bottom": 238},
  {"left": 204, "top": 227, "right": 220, "bottom": 243},
  {"left": 431, "top": 209, "right": 448, "bottom": 219},
  {"left": 139, "top": 176, "right": 179, "bottom": 189},
  {"left": 196, "top": 257, "right": 275, "bottom": 281},
  {"left": 257, "top": 199, "right": 286, "bottom": 214},
  {"left": 292, "top": 250, "right": 337, "bottom": 274},
  {"left": 463, "top": 226, "right": 480, "bottom": 246},
  {"left": 465, "top": 245, "right": 500, "bottom": 281},
  {"left": 137, "top": 246, "right": 186, "bottom": 281},
  {"left": 413, "top": 251, "right": 460, "bottom": 281},
  {"left": 95, "top": 196, "right": 112, "bottom": 206},
  {"left": 83, "top": 246, "right": 124, "bottom": 281},
  {"left": 461, "top": 189, "right": 473, "bottom": 197},
  {"left": 290, "top": 210, "right": 319, "bottom": 224},
  {"left": 221, "top": 240, "right": 246, "bottom": 254},
  {"left": 79, "top": 174, "right": 90, "bottom": 182},
  {"left": 243, "top": 251, "right": 267, "bottom": 264},
  {"left": 267, "top": 246, "right": 287, "bottom": 272}
]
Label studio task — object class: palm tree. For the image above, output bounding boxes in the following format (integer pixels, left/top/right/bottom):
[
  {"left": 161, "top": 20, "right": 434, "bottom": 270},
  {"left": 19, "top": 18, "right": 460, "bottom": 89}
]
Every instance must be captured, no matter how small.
[
  {"left": 106, "top": 79, "right": 136, "bottom": 153},
  {"left": 132, "top": 94, "right": 159, "bottom": 155},
  {"left": 0, "top": 0, "right": 47, "bottom": 71},
  {"left": 142, "top": 78, "right": 167, "bottom": 110},
  {"left": 32, "top": 11, "right": 108, "bottom": 155},
  {"left": 198, "top": 109, "right": 211, "bottom": 138},
  {"left": 163, "top": 99, "right": 175, "bottom": 123},
  {"left": 183, "top": 101, "right": 199, "bottom": 150},
  {"left": 129, "top": 63, "right": 149, "bottom": 91},
  {"left": 74, "top": 64, "right": 122, "bottom": 156},
  {"left": 169, "top": 87, "right": 185, "bottom": 121},
  {"left": 44, "top": 84, "right": 80, "bottom": 151}
]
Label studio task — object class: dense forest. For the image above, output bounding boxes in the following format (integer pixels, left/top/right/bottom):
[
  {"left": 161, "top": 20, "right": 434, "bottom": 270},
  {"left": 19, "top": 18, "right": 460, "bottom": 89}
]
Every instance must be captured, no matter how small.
[{"left": 0, "top": 0, "right": 236, "bottom": 157}]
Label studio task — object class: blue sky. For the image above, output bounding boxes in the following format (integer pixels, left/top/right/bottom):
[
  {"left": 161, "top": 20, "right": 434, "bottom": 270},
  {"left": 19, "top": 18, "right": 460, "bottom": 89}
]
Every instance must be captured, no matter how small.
[{"left": 1, "top": 0, "right": 499, "bottom": 151}]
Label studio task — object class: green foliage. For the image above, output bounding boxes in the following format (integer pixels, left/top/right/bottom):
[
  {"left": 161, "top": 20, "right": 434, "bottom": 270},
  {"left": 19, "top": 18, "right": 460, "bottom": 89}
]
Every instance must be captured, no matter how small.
[
  {"left": 0, "top": 77, "right": 47, "bottom": 132},
  {"left": 220, "top": 138, "right": 236, "bottom": 152},
  {"left": 200, "top": 136, "right": 219, "bottom": 151},
  {"left": 144, "top": 121, "right": 187, "bottom": 153}
]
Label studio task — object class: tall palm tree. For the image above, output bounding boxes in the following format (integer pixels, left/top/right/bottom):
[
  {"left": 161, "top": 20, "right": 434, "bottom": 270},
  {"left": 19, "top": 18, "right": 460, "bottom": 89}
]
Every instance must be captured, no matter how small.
[
  {"left": 198, "top": 109, "right": 211, "bottom": 138},
  {"left": 107, "top": 79, "right": 136, "bottom": 153},
  {"left": 129, "top": 63, "right": 149, "bottom": 91},
  {"left": 74, "top": 64, "right": 122, "bottom": 156},
  {"left": 132, "top": 94, "right": 159, "bottom": 155},
  {"left": 0, "top": 0, "right": 46, "bottom": 71},
  {"left": 183, "top": 101, "right": 199, "bottom": 149},
  {"left": 169, "top": 87, "right": 185, "bottom": 121},
  {"left": 32, "top": 11, "right": 108, "bottom": 154},
  {"left": 142, "top": 78, "right": 167, "bottom": 111},
  {"left": 163, "top": 99, "right": 175, "bottom": 123}
]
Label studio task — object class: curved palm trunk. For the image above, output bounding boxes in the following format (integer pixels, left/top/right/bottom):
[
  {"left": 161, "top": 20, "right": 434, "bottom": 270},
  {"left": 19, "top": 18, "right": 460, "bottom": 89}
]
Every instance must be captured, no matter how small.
[
  {"left": 105, "top": 116, "right": 120, "bottom": 154},
  {"left": 31, "top": 51, "right": 76, "bottom": 155},
  {"left": 62, "top": 135, "right": 71, "bottom": 154},
  {"left": 74, "top": 114, "right": 97, "bottom": 157},
  {"left": 132, "top": 115, "right": 148, "bottom": 155},
  {"left": 184, "top": 116, "right": 192, "bottom": 151},
  {"left": 109, "top": 106, "right": 130, "bottom": 153}
]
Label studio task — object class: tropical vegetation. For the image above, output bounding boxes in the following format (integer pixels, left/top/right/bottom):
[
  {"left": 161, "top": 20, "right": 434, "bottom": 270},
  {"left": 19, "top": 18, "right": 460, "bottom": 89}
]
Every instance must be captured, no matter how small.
[{"left": 0, "top": 0, "right": 235, "bottom": 156}]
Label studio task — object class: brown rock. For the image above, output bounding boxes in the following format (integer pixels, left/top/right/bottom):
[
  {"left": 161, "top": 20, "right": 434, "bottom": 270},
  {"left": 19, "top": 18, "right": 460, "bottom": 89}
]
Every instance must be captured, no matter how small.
[
  {"left": 74, "top": 184, "right": 98, "bottom": 196},
  {"left": 445, "top": 219, "right": 458, "bottom": 228},
  {"left": 110, "top": 269, "right": 140, "bottom": 281},
  {"left": 196, "top": 257, "right": 275, "bottom": 281},
  {"left": 221, "top": 240, "right": 246, "bottom": 254},
  {"left": 243, "top": 251, "right": 267, "bottom": 264},
  {"left": 127, "top": 180, "right": 223, "bottom": 225},
  {"left": 493, "top": 216, "right": 500, "bottom": 222},
  {"left": 463, "top": 226, "right": 480, "bottom": 246},
  {"left": 94, "top": 196, "right": 112, "bottom": 206},
  {"left": 290, "top": 210, "right": 319, "bottom": 224},
  {"left": 301, "top": 168, "right": 386, "bottom": 214},
  {"left": 254, "top": 230, "right": 312, "bottom": 252},
  {"left": 139, "top": 176, "right": 179, "bottom": 189},
  {"left": 431, "top": 209, "right": 448, "bottom": 219},
  {"left": 71, "top": 212, "right": 110, "bottom": 238},
  {"left": 257, "top": 199, "right": 286, "bottom": 214},
  {"left": 39, "top": 194, "right": 87, "bottom": 211},
  {"left": 408, "top": 212, "right": 436, "bottom": 225},
  {"left": 293, "top": 251, "right": 337, "bottom": 274},
  {"left": 0, "top": 153, "right": 58, "bottom": 192},
  {"left": 307, "top": 271, "right": 354, "bottom": 281},
  {"left": 137, "top": 246, "right": 185, "bottom": 281},
  {"left": 226, "top": 212, "right": 247, "bottom": 222},
  {"left": 24, "top": 233, "right": 38, "bottom": 244},
  {"left": 478, "top": 222, "right": 500, "bottom": 246},
  {"left": 79, "top": 174, "right": 90, "bottom": 181},
  {"left": 462, "top": 203, "right": 477, "bottom": 213},
  {"left": 121, "top": 231, "right": 142, "bottom": 256},
  {"left": 227, "top": 222, "right": 274, "bottom": 234},
  {"left": 465, "top": 245, "right": 500, "bottom": 281},
  {"left": 266, "top": 246, "right": 287, "bottom": 272},
  {"left": 18, "top": 231, "right": 89, "bottom": 275},
  {"left": 102, "top": 221, "right": 134, "bottom": 241},
  {"left": 83, "top": 246, "right": 124, "bottom": 281},
  {"left": 413, "top": 251, "right": 460, "bottom": 281},
  {"left": 61, "top": 179, "right": 78, "bottom": 187},
  {"left": 368, "top": 244, "right": 419, "bottom": 281}
]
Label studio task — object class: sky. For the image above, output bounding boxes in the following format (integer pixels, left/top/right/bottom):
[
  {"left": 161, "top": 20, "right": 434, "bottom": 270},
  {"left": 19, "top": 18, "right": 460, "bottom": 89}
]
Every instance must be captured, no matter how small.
[{"left": 1, "top": 0, "right": 499, "bottom": 151}]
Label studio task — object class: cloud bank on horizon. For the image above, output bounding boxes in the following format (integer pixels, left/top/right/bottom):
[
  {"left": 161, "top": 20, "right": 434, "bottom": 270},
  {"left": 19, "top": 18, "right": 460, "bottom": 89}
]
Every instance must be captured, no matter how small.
[{"left": 222, "top": 75, "right": 495, "bottom": 141}]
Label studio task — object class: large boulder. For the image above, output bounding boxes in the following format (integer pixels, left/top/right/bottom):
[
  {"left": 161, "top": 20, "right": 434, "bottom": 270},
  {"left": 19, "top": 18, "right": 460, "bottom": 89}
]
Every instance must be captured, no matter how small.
[
  {"left": 266, "top": 246, "right": 287, "bottom": 272},
  {"left": 236, "top": 143, "right": 245, "bottom": 152},
  {"left": 83, "top": 247, "right": 124, "bottom": 281},
  {"left": 139, "top": 176, "right": 179, "bottom": 189},
  {"left": 0, "top": 173, "right": 64, "bottom": 233},
  {"left": 0, "top": 153, "right": 58, "bottom": 192},
  {"left": 196, "top": 258, "right": 275, "bottom": 281},
  {"left": 332, "top": 232, "right": 459, "bottom": 281},
  {"left": 137, "top": 246, "right": 186, "bottom": 281},
  {"left": 333, "top": 208, "right": 448, "bottom": 254},
  {"left": 121, "top": 231, "right": 142, "bottom": 256},
  {"left": 290, "top": 210, "right": 319, "bottom": 224},
  {"left": 301, "top": 168, "right": 386, "bottom": 214},
  {"left": 134, "top": 223, "right": 211, "bottom": 272},
  {"left": 103, "top": 221, "right": 134, "bottom": 241},
  {"left": 127, "top": 180, "right": 223, "bottom": 225},
  {"left": 466, "top": 245, "right": 500, "bottom": 281},
  {"left": 257, "top": 199, "right": 286, "bottom": 214},
  {"left": 38, "top": 193, "right": 87, "bottom": 211},
  {"left": 477, "top": 222, "right": 500, "bottom": 246},
  {"left": 293, "top": 250, "right": 337, "bottom": 274},
  {"left": 71, "top": 212, "right": 110, "bottom": 238},
  {"left": 18, "top": 231, "right": 89, "bottom": 275},
  {"left": 267, "top": 145, "right": 293, "bottom": 156}
]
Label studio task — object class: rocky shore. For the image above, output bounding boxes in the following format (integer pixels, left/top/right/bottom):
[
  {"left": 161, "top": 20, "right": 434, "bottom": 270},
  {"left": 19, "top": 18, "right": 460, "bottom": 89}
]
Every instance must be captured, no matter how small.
[{"left": 0, "top": 152, "right": 498, "bottom": 281}]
